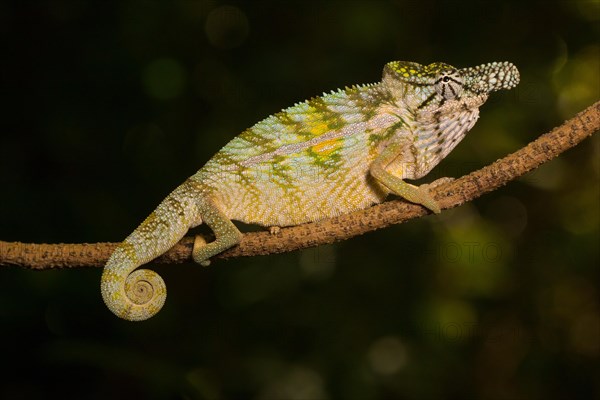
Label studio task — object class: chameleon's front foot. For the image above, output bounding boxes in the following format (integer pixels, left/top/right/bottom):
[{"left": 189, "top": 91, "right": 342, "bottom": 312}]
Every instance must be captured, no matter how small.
[
  {"left": 370, "top": 143, "right": 450, "bottom": 214},
  {"left": 422, "top": 177, "right": 455, "bottom": 189},
  {"left": 417, "top": 177, "right": 455, "bottom": 213},
  {"left": 408, "top": 184, "right": 442, "bottom": 214}
]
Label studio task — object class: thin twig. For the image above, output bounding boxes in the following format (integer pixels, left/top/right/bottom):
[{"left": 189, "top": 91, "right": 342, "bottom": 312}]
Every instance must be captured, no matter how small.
[{"left": 1, "top": 101, "right": 599, "bottom": 270}]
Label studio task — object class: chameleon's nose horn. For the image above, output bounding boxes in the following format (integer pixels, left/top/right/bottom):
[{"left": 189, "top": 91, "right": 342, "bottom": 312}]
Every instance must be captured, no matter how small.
[{"left": 466, "top": 61, "right": 520, "bottom": 93}]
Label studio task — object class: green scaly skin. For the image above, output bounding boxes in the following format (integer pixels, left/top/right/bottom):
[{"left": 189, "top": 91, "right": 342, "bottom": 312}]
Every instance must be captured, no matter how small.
[{"left": 101, "top": 61, "right": 520, "bottom": 321}]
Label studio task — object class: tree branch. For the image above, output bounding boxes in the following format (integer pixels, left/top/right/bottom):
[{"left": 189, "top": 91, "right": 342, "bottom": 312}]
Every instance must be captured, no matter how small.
[{"left": 2, "top": 101, "right": 599, "bottom": 270}]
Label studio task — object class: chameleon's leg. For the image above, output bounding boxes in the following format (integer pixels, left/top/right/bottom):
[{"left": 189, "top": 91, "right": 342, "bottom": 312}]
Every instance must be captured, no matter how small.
[
  {"left": 370, "top": 142, "right": 442, "bottom": 214},
  {"left": 192, "top": 198, "right": 243, "bottom": 266}
]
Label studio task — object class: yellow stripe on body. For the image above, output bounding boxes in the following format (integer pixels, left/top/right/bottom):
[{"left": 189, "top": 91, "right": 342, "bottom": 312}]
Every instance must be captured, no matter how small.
[{"left": 310, "top": 137, "right": 343, "bottom": 157}]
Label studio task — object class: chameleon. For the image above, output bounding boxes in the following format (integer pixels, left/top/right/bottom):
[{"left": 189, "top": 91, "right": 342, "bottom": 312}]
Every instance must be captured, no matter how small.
[{"left": 101, "top": 60, "right": 520, "bottom": 321}]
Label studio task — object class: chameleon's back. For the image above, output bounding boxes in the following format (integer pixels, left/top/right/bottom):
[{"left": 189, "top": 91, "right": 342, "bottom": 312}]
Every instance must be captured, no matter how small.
[{"left": 195, "top": 84, "right": 403, "bottom": 227}]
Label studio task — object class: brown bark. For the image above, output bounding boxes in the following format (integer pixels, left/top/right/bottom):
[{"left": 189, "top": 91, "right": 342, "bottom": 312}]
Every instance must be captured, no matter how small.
[{"left": 1, "top": 101, "right": 599, "bottom": 270}]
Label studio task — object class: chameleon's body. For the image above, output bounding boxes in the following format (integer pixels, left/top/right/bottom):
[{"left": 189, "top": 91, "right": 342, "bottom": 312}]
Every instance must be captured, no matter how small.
[{"left": 101, "top": 61, "right": 519, "bottom": 321}]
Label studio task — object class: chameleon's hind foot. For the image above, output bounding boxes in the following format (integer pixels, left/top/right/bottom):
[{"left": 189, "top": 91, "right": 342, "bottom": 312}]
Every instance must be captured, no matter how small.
[
  {"left": 193, "top": 235, "right": 211, "bottom": 266},
  {"left": 192, "top": 199, "right": 244, "bottom": 267}
]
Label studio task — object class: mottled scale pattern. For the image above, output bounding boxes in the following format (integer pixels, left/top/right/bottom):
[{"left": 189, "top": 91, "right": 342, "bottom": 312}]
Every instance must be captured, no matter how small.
[
  {"left": 101, "top": 60, "right": 520, "bottom": 321},
  {"left": 195, "top": 85, "right": 402, "bottom": 226}
]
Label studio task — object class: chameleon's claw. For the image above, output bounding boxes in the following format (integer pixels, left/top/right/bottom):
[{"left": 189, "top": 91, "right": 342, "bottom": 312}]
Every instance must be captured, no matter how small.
[
  {"left": 423, "top": 177, "right": 455, "bottom": 190},
  {"left": 193, "top": 235, "right": 211, "bottom": 267},
  {"left": 415, "top": 177, "right": 454, "bottom": 213},
  {"left": 416, "top": 185, "right": 442, "bottom": 214}
]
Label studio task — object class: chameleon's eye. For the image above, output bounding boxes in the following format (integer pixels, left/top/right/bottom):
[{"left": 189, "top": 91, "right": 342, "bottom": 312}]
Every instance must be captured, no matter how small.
[{"left": 435, "top": 71, "right": 463, "bottom": 100}]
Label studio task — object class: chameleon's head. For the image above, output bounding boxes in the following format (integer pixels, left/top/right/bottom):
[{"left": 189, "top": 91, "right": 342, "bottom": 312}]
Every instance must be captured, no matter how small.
[{"left": 382, "top": 61, "right": 520, "bottom": 115}]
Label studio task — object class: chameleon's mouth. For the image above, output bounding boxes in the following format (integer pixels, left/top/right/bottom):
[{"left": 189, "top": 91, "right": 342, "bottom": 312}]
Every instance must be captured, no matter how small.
[{"left": 462, "top": 62, "right": 520, "bottom": 94}]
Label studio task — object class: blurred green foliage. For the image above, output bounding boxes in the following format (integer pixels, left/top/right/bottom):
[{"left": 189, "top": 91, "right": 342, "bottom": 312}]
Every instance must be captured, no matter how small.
[{"left": 0, "top": 0, "right": 598, "bottom": 399}]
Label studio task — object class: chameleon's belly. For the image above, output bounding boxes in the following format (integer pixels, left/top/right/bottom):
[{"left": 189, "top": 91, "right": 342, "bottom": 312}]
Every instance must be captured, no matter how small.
[{"left": 205, "top": 156, "right": 388, "bottom": 227}]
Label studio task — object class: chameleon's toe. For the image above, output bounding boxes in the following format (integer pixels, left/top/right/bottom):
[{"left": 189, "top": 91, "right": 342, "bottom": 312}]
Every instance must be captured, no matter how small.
[
  {"left": 416, "top": 185, "right": 442, "bottom": 214},
  {"left": 423, "top": 176, "right": 455, "bottom": 190},
  {"left": 417, "top": 177, "right": 453, "bottom": 213},
  {"left": 193, "top": 235, "right": 212, "bottom": 267}
]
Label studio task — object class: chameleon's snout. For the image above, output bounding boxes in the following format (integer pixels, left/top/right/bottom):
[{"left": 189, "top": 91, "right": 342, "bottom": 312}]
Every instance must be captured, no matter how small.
[{"left": 464, "top": 61, "right": 520, "bottom": 94}]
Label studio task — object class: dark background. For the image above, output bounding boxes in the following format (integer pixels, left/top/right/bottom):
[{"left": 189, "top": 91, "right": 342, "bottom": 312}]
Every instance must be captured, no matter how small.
[{"left": 1, "top": 1, "right": 598, "bottom": 399}]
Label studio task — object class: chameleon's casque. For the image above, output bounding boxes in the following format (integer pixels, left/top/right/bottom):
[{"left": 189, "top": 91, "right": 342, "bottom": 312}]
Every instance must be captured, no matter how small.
[{"left": 101, "top": 61, "right": 519, "bottom": 321}]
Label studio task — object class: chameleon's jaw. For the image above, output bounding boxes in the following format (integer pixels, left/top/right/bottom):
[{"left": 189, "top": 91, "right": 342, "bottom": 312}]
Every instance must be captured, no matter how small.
[{"left": 462, "top": 62, "right": 520, "bottom": 94}]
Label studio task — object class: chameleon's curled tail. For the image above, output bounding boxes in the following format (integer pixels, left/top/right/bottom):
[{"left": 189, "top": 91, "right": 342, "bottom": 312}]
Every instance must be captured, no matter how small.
[
  {"left": 101, "top": 253, "right": 167, "bottom": 321},
  {"left": 101, "top": 179, "right": 203, "bottom": 321}
]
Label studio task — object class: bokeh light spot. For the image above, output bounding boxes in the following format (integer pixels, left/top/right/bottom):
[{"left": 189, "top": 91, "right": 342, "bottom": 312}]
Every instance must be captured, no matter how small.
[
  {"left": 205, "top": 5, "right": 249, "bottom": 49},
  {"left": 553, "top": 45, "right": 600, "bottom": 118},
  {"left": 259, "top": 366, "right": 326, "bottom": 400},
  {"left": 367, "top": 336, "right": 408, "bottom": 375},
  {"left": 570, "top": 312, "right": 600, "bottom": 356},
  {"left": 142, "top": 58, "right": 186, "bottom": 100}
]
